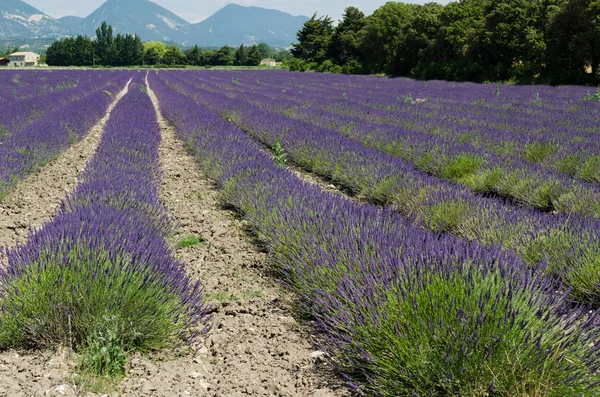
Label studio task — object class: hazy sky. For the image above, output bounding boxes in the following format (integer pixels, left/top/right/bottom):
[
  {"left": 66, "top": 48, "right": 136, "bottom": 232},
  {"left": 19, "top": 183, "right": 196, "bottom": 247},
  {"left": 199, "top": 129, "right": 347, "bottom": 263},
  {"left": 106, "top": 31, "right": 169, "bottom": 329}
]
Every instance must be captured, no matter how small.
[{"left": 27, "top": 0, "right": 451, "bottom": 23}]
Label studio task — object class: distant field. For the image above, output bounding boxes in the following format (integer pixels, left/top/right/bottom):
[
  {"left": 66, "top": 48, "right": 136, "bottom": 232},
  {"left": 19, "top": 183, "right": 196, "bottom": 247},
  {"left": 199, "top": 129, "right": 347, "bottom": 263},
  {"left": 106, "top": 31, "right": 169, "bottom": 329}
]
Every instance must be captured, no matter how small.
[{"left": 1, "top": 69, "right": 600, "bottom": 396}]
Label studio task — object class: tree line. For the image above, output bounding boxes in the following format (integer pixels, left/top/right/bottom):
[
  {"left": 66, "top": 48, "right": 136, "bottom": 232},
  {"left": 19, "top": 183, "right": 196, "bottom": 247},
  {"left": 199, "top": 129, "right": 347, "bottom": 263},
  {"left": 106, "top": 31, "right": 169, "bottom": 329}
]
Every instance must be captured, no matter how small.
[
  {"left": 45, "top": 21, "right": 292, "bottom": 67},
  {"left": 291, "top": 0, "right": 600, "bottom": 85}
]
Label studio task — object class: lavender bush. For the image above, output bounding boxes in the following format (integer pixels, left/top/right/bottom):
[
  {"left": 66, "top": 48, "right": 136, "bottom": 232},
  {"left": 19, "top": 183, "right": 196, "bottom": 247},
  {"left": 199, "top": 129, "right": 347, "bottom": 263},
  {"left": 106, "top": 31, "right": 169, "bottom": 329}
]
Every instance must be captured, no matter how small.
[
  {"left": 0, "top": 71, "right": 123, "bottom": 141},
  {"left": 157, "top": 70, "right": 600, "bottom": 307},
  {"left": 149, "top": 73, "right": 600, "bottom": 396},
  {"left": 0, "top": 76, "right": 209, "bottom": 376},
  {"left": 0, "top": 70, "right": 87, "bottom": 104},
  {"left": 0, "top": 72, "right": 131, "bottom": 200},
  {"left": 178, "top": 70, "right": 600, "bottom": 218}
]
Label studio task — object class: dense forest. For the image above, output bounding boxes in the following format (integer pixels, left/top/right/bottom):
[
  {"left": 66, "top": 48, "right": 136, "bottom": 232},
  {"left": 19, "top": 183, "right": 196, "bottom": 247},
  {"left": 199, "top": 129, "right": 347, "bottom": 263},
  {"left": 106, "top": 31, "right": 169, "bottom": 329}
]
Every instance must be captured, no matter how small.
[
  {"left": 291, "top": 0, "right": 600, "bottom": 85},
  {"left": 45, "top": 22, "right": 291, "bottom": 67}
]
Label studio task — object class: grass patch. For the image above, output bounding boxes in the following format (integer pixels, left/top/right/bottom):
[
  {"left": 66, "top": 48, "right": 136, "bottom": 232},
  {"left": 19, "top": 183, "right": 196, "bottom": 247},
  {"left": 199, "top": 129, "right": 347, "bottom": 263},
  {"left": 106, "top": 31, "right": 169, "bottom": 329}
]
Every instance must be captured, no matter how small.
[
  {"left": 272, "top": 140, "right": 288, "bottom": 168},
  {"left": 242, "top": 290, "right": 265, "bottom": 299},
  {"left": 426, "top": 199, "right": 469, "bottom": 234},
  {"left": 204, "top": 292, "right": 238, "bottom": 302},
  {"left": 176, "top": 234, "right": 205, "bottom": 248},
  {"left": 73, "top": 372, "right": 122, "bottom": 394},
  {"left": 67, "top": 128, "right": 79, "bottom": 145},
  {"left": 555, "top": 154, "right": 581, "bottom": 175}
]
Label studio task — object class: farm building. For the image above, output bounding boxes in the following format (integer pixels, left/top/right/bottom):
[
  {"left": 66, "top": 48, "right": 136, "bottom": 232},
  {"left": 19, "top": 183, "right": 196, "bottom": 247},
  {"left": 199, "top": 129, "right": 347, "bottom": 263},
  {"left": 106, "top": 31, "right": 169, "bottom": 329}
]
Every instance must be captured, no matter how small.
[
  {"left": 0, "top": 57, "right": 9, "bottom": 66},
  {"left": 260, "top": 58, "right": 281, "bottom": 67},
  {"left": 9, "top": 52, "right": 40, "bottom": 67}
]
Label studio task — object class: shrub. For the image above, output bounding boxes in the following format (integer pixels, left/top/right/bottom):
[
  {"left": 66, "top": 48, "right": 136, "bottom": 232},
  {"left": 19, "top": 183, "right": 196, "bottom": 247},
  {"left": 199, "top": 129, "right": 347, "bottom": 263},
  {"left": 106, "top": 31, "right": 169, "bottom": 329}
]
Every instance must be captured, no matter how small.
[
  {"left": 0, "top": 245, "right": 190, "bottom": 351},
  {"left": 288, "top": 58, "right": 308, "bottom": 72},
  {"left": 177, "top": 234, "right": 205, "bottom": 248},
  {"left": 523, "top": 141, "right": 558, "bottom": 164},
  {"left": 314, "top": 261, "right": 600, "bottom": 397},
  {"left": 80, "top": 323, "right": 127, "bottom": 378}
]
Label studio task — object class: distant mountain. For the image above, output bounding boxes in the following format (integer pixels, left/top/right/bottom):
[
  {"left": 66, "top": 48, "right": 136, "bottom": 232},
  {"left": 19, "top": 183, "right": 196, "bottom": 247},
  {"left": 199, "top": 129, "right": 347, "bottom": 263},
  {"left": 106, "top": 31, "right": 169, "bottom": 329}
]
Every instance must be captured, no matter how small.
[
  {"left": 0, "top": 0, "right": 70, "bottom": 38},
  {"left": 58, "top": 15, "right": 83, "bottom": 30},
  {"left": 193, "top": 4, "right": 307, "bottom": 47},
  {"left": 0, "top": 0, "right": 307, "bottom": 47},
  {"left": 76, "top": 0, "right": 193, "bottom": 44},
  {"left": 75, "top": 0, "right": 190, "bottom": 44}
]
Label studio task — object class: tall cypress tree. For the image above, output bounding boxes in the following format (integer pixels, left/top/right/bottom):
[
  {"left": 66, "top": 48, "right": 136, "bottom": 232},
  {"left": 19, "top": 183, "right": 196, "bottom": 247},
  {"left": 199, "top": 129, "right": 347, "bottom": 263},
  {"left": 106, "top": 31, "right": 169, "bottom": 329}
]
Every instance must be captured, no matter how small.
[
  {"left": 291, "top": 14, "right": 334, "bottom": 64},
  {"left": 95, "top": 21, "right": 114, "bottom": 65},
  {"left": 235, "top": 44, "right": 247, "bottom": 65},
  {"left": 247, "top": 45, "right": 263, "bottom": 66}
]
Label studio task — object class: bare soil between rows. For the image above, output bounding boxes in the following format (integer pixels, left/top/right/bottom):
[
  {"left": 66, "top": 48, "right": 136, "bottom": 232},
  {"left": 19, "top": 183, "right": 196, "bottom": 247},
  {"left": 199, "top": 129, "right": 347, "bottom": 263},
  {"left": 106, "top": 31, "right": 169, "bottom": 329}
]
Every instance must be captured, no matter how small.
[{"left": 0, "top": 81, "right": 350, "bottom": 397}]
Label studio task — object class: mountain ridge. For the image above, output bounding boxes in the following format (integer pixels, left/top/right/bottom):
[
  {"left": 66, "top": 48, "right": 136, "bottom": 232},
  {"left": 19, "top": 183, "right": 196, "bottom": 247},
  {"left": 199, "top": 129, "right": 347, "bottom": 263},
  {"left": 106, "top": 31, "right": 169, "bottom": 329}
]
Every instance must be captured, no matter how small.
[
  {"left": 0, "top": 0, "right": 308, "bottom": 46},
  {"left": 76, "top": 0, "right": 194, "bottom": 44},
  {"left": 193, "top": 3, "right": 308, "bottom": 47},
  {"left": 0, "top": 0, "right": 70, "bottom": 39}
]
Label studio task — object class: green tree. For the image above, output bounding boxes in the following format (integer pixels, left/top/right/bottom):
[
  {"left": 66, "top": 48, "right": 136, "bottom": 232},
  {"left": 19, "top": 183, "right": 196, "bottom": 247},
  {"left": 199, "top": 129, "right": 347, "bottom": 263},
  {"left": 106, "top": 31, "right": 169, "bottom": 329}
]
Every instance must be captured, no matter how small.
[
  {"left": 235, "top": 44, "right": 247, "bottom": 66},
  {"left": 46, "top": 36, "right": 94, "bottom": 66},
  {"left": 291, "top": 13, "right": 334, "bottom": 64},
  {"left": 131, "top": 34, "right": 144, "bottom": 65},
  {"left": 143, "top": 41, "right": 166, "bottom": 65},
  {"left": 257, "top": 42, "right": 271, "bottom": 59},
  {"left": 273, "top": 50, "right": 292, "bottom": 62},
  {"left": 94, "top": 21, "right": 114, "bottom": 65},
  {"left": 246, "top": 45, "right": 263, "bottom": 66},
  {"left": 73, "top": 35, "right": 95, "bottom": 66},
  {"left": 110, "top": 33, "right": 125, "bottom": 66},
  {"left": 210, "top": 45, "right": 233, "bottom": 66},
  {"left": 401, "top": 3, "right": 444, "bottom": 76},
  {"left": 162, "top": 45, "right": 185, "bottom": 65},
  {"left": 423, "top": 0, "right": 489, "bottom": 80},
  {"left": 330, "top": 7, "right": 366, "bottom": 68},
  {"left": 199, "top": 49, "right": 214, "bottom": 66},
  {"left": 477, "top": 0, "right": 542, "bottom": 80},
  {"left": 0, "top": 46, "right": 19, "bottom": 58},
  {"left": 114, "top": 34, "right": 143, "bottom": 66},
  {"left": 360, "top": 3, "right": 421, "bottom": 75},
  {"left": 46, "top": 38, "right": 71, "bottom": 66},
  {"left": 185, "top": 45, "right": 202, "bottom": 66},
  {"left": 546, "top": 0, "right": 600, "bottom": 83}
]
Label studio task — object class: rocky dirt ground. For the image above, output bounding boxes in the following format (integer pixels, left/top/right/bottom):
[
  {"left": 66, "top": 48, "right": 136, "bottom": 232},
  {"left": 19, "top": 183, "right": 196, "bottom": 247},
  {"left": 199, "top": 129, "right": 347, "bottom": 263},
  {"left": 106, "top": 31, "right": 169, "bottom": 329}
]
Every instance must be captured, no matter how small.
[{"left": 0, "top": 80, "right": 351, "bottom": 396}]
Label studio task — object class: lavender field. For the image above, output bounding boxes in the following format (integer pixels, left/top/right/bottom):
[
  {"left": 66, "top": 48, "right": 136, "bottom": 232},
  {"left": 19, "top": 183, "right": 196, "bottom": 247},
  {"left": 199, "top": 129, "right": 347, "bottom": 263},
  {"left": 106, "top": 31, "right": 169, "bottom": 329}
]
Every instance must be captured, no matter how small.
[{"left": 1, "top": 69, "right": 600, "bottom": 396}]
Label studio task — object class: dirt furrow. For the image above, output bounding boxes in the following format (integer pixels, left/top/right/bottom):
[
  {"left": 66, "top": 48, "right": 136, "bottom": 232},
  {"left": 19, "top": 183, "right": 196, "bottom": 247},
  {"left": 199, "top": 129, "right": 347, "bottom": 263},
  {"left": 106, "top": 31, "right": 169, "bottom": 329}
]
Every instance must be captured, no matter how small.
[
  {"left": 131, "top": 79, "right": 348, "bottom": 397},
  {"left": 0, "top": 78, "right": 132, "bottom": 252}
]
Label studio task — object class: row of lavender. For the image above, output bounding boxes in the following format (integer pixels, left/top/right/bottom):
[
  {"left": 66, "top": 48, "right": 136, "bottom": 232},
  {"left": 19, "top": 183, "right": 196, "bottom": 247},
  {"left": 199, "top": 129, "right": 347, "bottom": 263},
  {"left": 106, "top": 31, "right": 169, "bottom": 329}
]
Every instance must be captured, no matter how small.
[
  {"left": 149, "top": 72, "right": 600, "bottom": 396},
  {"left": 0, "top": 74, "right": 208, "bottom": 376},
  {"left": 0, "top": 70, "right": 84, "bottom": 105},
  {"left": 0, "top": 71, "right": 125, "bottom": 142},
  {"left": 206, "top": 70, "right": 599, "bottom": 145},
  {"left": 184, "top": 71, "right": 600, "bottom": 217},
  {"left": 0, "top": 71, "right": 131, "bottom": 200},
  {"left": 219, "top": 69, "right": 599, "bottom": 147},
  {"left": 158, "top": 70, "right": 600, "bottom": 305}
]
